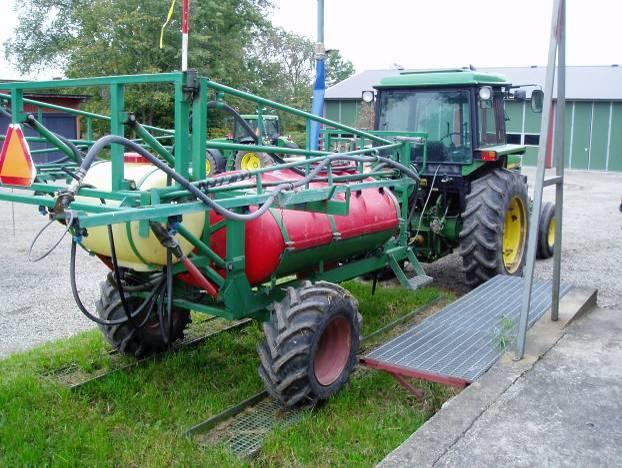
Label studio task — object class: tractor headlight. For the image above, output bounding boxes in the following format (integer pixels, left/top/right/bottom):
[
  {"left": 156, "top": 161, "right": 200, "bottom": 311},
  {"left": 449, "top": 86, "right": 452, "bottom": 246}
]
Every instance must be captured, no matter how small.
[
  {"left": 478, "top": 86, "right": 492, "bottom": 101},
  {"left": 362, "top": 90, "right": 375, "bottom": 103}
]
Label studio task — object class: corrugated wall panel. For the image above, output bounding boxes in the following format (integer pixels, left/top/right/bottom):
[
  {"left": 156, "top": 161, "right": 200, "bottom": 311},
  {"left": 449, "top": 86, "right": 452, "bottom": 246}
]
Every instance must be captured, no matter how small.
[
  {"left": 570, "top": 102, "right": 592, "bottom": 169},
  {"left": 340, "top": 101, "right": 358, "bottom": 127},
  {"left": 608, "top": 102, "right": 622, "bottom": 172},
  {"left": 505, "top": 101, "right": 523, "bottom": 133},
  {"left": 589, "top": 102, "right": 610, "bottom": 170},
  {"left": 325, "top": 101, "right": 340, "bottom": 122}
]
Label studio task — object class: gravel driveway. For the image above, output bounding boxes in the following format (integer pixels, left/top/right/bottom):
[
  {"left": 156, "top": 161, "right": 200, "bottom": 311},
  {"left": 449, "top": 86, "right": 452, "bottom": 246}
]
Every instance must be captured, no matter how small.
[
  {"left": 0, "top": 168, "right": 620, "bottom": 357},
  {"left": 425, "top": 168, "right": 622, "bottom": 307}
]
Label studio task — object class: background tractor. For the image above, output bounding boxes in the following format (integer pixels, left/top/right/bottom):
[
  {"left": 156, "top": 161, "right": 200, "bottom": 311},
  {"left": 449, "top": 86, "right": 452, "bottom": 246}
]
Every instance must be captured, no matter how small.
[
  {"left": 207, "top": 113, "right": 299, "bottom": 174},
  {"left": 366, "top": 68, "right": 555, "bottom": 286}
]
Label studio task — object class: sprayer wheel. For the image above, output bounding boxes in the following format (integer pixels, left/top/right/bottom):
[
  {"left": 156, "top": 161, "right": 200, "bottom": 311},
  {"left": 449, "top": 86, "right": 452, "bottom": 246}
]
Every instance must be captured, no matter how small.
[
  {"left": 257, "top": 281, "right": 361, "bottom": 408},
  {"left": 96, "top": 273, "right": 190, "bottom": 358},
  {"left": 459, "top": 169, "right": 528, "bottom": 288}
]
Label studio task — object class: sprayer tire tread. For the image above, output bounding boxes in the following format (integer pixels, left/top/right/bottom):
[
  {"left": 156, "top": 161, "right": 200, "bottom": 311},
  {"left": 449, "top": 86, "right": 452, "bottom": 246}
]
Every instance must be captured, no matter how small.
[
  {"left": 96, "top": 273, "right": 189, "bottom": 358},
  {"left": 257, "top": 281, "right": 360, "bottom": 408},
  {"left": 459, "top": 169, "right": 528, "bottom": 288}
]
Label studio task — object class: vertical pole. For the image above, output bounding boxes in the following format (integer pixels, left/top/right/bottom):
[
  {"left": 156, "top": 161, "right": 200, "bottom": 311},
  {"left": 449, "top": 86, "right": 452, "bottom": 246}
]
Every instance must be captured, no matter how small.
[
  {"left": 174, "top": 80, "right": 191, "bottom": 179},
  {"left": 181, "top": 0, "right": 189, "bottom": 71},
  {"left": 309, "top": 0, "right": 326, "bottom": 151},
  {"left": 192, "top": 78, "right": 207, "bottom": 180},
  {"left": 551, "top": 0, "right": 566, "bottom": 321},
  {"left": 515, "top": 0, "right": 562, "bottom": 360},
  {"left": 110, "top": 83, "right": 125, "bottom": 191}
]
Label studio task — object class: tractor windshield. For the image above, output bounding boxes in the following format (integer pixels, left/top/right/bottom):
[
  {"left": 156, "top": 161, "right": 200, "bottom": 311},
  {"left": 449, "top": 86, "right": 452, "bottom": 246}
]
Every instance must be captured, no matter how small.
[
  {"left": 377, "top": 89, "right": 472, "bottom": 163},
  {"left": 234, "top": 118, "right": 280, "bottom": 141}
]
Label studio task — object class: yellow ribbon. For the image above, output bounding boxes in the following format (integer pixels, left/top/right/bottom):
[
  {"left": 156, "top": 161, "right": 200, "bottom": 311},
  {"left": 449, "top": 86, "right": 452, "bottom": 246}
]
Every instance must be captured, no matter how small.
[{"left": 159, "top": 0, "right": 177, "bottom": 49}]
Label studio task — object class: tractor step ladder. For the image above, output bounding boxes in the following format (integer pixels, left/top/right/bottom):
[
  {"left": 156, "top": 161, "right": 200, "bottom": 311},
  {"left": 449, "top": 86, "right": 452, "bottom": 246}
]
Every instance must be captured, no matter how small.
[{"left": 361, "top": 275, "right": 572, "bottom": 393}]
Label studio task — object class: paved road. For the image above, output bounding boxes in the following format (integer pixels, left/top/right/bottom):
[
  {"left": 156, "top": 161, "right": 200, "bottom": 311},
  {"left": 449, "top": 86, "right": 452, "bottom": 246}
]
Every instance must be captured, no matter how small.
[
  {"left": 0, "top": 168, "right": 620, "bottom": 357},
  {"left": 431, "top": 306, "right": 622, "bottom": 467}
]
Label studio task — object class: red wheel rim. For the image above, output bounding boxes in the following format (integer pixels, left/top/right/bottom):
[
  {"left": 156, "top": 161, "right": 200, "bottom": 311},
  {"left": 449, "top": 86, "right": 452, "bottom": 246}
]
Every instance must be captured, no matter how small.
[{"left": 314, "top": 316, "right": 352, "bottom": 386}]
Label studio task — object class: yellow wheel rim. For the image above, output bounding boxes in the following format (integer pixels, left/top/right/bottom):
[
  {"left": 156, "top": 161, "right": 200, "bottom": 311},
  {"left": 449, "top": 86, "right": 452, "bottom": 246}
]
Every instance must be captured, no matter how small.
[
  {"left": 547, "top": 217, "right": 556, "bottom": 248},
  {"left": 205, "top": 159, "right": 212, "bottom": 176},
  {"left": 502, "top": 196, "right": 527, "bottom": 273},
  {"left": 241, "top": 152, "right": 262, "bottom": 170}
]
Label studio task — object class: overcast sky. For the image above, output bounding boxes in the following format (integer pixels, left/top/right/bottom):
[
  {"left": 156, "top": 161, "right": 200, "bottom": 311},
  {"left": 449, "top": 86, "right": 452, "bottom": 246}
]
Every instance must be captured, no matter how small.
[{"left": 1, "top": 0, "right": 620, "bottom": 80}]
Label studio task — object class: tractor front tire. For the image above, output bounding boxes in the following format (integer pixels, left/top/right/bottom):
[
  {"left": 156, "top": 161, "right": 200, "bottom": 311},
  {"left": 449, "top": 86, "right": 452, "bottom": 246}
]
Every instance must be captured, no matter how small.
[
  {"left": 234, "top": 151, "right": 273, "bottom": 171},
  {"left": 258, "top": 281, "right": 360, "bottom": 407},
  {"left": 96, "top": 274, "right": 190, "bottom": 357},
  {"left": 537, "top": 202, "right": 556, "bottom": 259},
  {"left": 459, "top": 169, "right": 528, "bottom": 287}
]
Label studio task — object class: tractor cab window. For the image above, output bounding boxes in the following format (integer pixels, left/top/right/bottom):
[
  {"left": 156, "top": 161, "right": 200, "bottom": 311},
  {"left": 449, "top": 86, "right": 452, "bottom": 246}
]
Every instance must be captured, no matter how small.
[
  {"left": 377, "top": 89, "right": 472, "bottom": 163},
  {"left": 234, "top": 118, "right": 280, "bottom": 142},
  {"left": 478, "top": 92, "right": 506, "bottom": 147}
]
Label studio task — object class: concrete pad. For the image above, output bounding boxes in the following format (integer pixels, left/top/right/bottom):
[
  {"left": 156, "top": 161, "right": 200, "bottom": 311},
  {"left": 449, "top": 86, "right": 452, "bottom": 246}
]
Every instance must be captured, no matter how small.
[{"left": 380, "top": 287, "right": 599, "bottom": 467}]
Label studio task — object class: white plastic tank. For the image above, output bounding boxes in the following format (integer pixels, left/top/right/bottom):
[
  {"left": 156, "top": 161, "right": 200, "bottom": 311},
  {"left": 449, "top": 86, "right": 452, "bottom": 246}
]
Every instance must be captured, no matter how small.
[{"left": 78, "top": 154, "right": 205, "bottom": 271}]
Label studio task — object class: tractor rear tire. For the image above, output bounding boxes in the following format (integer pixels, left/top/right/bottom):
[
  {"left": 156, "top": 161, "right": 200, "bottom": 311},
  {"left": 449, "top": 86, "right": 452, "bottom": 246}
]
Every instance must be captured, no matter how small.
[
  {"left": 536, "top": 202, "right": 556, "bottom": 259},
  {"left": 206, "top": 149, "right": 225, "bottom": 176},
  {"left": 257, "top": 281, "right": 360, "bottom": 408},
  {"left": 234, "top": 151, "right": 273, "bottom": 171},
  {"left": 459, "top": 169, "right": 528, "bottom": 288},
  {"left": 96, "top": 273, "right": 190, "bottom": 357}
]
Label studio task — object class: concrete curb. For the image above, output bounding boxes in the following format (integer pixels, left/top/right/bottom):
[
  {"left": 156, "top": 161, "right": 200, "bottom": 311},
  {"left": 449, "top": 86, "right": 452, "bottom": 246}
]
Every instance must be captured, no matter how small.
[{"left": 379, "top": 286, "right": 597, "bottom": 467}]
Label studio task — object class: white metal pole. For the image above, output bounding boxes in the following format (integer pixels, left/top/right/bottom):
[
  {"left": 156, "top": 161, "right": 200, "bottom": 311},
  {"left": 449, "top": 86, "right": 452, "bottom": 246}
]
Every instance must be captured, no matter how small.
[
  {"left": 182, "top": 0, "right": 189, "bottom": 71},
  {"left": 515, "top": 0, "right": 563, "bottom": 360}
]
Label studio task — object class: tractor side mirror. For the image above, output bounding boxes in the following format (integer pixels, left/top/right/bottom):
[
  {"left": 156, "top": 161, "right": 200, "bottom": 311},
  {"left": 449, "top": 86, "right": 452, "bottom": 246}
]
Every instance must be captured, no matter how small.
[{"left": 531, "top": 89, "right": 544, "bottom": 113}]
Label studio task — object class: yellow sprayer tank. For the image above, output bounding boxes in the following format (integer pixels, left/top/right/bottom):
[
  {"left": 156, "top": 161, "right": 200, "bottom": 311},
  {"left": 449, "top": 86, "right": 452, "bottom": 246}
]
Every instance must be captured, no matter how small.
[{"left": 79, "top": 157, "right": 205, "bottom": 271}]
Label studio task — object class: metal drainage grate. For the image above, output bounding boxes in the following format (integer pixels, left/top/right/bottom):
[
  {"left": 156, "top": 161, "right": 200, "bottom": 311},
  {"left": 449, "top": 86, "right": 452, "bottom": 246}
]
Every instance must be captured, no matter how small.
[
  {"left": 196, "top": 397, "right": 304, "bottom": 458},
  {"left": 365, "top": 275, "right": 572, "bottom": 382}
]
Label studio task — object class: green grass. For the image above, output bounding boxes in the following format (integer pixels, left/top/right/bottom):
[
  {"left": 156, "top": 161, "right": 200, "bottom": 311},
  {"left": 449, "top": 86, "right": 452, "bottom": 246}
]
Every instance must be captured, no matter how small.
[{"left": 0, "top": 281, "right": 454, "bottom": 466}]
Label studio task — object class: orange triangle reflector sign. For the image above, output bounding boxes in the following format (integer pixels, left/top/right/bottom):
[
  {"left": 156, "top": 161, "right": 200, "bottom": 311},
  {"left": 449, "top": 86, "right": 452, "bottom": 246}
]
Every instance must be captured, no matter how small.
[{"left": 0, "top": 124, "right": 36, "bottom": 187}]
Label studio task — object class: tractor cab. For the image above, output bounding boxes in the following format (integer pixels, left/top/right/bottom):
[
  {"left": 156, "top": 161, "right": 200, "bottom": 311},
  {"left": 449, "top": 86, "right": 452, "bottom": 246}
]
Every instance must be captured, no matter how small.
[
  {"left": 234, "top": 114, "right": 281, "bottom": 145},
  {"left": 373, "top": 69, "right": 541, "bottom": 174}
]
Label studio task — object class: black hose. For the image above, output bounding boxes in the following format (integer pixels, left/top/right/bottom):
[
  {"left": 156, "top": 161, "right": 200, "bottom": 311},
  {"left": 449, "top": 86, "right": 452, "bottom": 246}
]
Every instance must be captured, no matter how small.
[
  {"left": 69, "top": 135, "right": 419, "bottom": 223},
  {"left": 107, "top": 225, "right": 138, "bottom": 329},
  {"left": 69, "top": 240, "right": 164, "bottom": 326},
  {"left": 206, "top": 101, "right": 258, "bottom": 143}
]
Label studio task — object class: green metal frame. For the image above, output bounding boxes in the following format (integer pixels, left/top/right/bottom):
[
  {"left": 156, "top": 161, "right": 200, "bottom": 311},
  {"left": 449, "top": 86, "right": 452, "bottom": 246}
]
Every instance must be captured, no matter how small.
[{"left": 0, "top": 71, "right": 427, "bottom": 323}]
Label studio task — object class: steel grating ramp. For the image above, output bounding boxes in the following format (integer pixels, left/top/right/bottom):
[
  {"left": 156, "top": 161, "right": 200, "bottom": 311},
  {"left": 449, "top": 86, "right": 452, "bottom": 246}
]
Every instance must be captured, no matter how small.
[{"left": 362, "top": 275, "right": 572, "bottom": 387}]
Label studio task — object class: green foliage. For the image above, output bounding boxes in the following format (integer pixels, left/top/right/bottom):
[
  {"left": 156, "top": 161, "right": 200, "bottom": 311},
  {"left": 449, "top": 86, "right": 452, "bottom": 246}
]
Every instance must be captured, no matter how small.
[
  {"left": 0, "top": 282, "right": 450, "bottom": 466},
  {"left": 5, "top": 1, "right": 355, "bottom": 134}
]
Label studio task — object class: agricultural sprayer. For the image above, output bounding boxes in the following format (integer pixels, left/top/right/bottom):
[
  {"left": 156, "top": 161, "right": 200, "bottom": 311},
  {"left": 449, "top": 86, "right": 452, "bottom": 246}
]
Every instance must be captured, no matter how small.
[{"left": 0, "top": 68, "right": 554, "bottom": 407}]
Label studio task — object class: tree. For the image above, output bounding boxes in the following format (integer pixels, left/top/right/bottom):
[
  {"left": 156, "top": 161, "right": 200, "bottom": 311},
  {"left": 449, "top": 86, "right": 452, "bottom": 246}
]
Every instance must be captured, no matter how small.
[
  {"left": 247, "top": 27, "right": 355, "bottom": 131},
  {"left": 5, "top": 2, "right": 355, "bottom": 131},
  {"left": 6, "top": 0, "right": 272, "bottom": 127}
]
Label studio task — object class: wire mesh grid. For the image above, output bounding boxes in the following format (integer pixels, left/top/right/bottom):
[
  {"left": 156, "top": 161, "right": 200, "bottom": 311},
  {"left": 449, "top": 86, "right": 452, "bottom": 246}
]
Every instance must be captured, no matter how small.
[
  {"left": 220, "top": 398, "right": 303, "bottom": 457},
  {"left": 366, "top": 275, "right": 572, "bottom": 381}
]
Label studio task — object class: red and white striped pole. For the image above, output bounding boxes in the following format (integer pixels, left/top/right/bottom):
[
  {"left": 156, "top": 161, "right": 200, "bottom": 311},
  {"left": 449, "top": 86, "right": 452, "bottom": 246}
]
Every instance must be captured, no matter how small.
[{"left": 181, "top": 0, "right": 189, "bottom": 71}]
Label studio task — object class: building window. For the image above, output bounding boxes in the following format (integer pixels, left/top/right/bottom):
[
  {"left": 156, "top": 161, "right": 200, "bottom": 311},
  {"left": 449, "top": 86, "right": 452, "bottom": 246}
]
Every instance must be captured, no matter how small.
[
  {"left": 524, "top": 134, "right": 540, "bottom": 146},
  {"left": 507, "top": 133, "right": 522, "bottom": 144}
]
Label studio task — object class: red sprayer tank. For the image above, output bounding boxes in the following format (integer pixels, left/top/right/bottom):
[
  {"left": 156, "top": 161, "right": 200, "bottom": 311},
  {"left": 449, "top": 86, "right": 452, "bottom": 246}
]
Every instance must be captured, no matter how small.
[{"left": 209, "top": 169, "right": 400, "bottom": 285}]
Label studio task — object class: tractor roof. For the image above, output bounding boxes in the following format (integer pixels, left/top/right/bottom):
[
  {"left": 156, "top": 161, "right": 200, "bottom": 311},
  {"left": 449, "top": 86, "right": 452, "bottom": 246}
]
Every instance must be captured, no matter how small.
[
  {"left": 241, "top": 114, "right": 279, "bottom": 120},
  {"left": 375, "top": 69, "right": 510, "bottom": 89}
]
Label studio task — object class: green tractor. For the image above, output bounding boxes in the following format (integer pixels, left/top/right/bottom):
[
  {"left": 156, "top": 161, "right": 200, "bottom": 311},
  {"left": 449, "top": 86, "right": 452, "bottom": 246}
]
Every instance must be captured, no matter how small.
[
  {"left": 207, "top": 114, "right": 299, "bottom": 174},
  {"left": 368, "top": 68, "right": 555, "bottom": 286}
]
